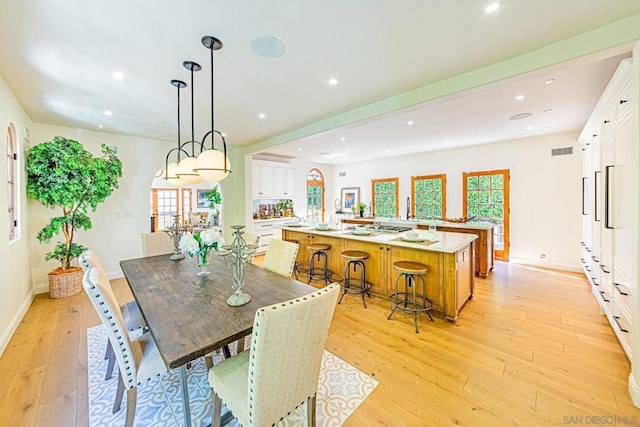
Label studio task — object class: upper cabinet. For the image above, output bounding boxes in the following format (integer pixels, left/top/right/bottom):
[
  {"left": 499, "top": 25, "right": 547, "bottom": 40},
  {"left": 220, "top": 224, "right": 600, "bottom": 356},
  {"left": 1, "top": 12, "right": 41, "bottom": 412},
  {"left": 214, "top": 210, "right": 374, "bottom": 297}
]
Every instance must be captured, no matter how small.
[{"left": 252, "top": 161, "right": 296, "bottom": 199}]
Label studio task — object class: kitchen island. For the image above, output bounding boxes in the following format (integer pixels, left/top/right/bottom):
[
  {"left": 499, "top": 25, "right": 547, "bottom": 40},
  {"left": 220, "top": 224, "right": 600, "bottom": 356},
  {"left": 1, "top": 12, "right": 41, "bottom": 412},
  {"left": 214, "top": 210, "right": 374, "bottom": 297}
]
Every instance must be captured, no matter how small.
[
  {"left": 342, "top": 218, "right": 495, "bottom": 278},
  {"left": 282, "top": 225, "right": 477, "bottom": 321}
]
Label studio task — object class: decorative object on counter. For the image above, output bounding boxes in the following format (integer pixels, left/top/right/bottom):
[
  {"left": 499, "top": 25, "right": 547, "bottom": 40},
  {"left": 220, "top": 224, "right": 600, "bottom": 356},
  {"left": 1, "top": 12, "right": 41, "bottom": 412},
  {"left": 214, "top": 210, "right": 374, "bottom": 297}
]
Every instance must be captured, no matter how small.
[
  {"left": 163, "top": 35, "right": 231, "bottom": 187},
  {"left": 341, "top": 187, "right": 360, "bottom": 213},
  {"left": 26, "top": 136, "right": 122, "bottom": 298},
  {"left": 165, "top": 214, "right": 186, "bottom": 260},
  {"left": 334, "top": 198, "right": 342, "bottom": 214},
  {"left": 442, "top": 215, "right": 477, "bottom": 223},
  {"left": 276, "top": 199, "right": 294, "bottom": 217},
  {"left": 357, "top": 202, "right": 367, "bottom": 217},
  {"left": 179, "top": 229, "right": 222, "bottom": 276},
  {"left": 217, "top": 225, "right": 258, "bottom": 306}
]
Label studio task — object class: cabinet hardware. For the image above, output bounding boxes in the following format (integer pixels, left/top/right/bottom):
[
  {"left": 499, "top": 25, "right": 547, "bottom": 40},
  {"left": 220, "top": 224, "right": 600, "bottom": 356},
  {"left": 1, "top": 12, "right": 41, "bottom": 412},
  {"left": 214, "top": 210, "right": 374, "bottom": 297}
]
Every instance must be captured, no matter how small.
[
  {"left": 580, "top": 258, "right": 585, "bottom": 263},
  {"left": 613, "top": 316, "right": 629, "bottom": 333},
  {"left": 591, "top": 278, "right": 599, "bottom": 286},
  {"left": 585, "top": 266, "right": 591, "bottom": 272},
  {"left": 591, "top": 255, "right": 599, "bottom": 262},
  {"left": 599, "top": 291, "right": 610, "bottom": 302},
  {"left": 620, "top": 99, "right": 628, "bottom": 104},
  {"left": 599, "top": 264, "right": 610, "bottom": 274},
  {"left": 604, "top": 120, "right": 610, "bottom": 124},
  {"left": 604, "top": 165, "right": 614, "bottom": 229},
  {"left": 594, "top": 170, "right": 601, "bottom": 222},
  {"left": 614, "top": 283, "right": 628, "bottom": 296},
  {"left": 585, "top": 247, "right": 591, "bottom": 252},
  {"left": 581, "top": 177, "right": 587, "bottom": 215}
]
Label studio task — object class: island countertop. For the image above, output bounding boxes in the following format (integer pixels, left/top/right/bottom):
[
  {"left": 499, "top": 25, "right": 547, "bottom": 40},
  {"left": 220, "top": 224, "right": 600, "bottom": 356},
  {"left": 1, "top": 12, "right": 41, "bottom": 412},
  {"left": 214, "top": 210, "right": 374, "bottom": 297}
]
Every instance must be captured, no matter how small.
[
  {"left": 280, "top": 225, "right": 477, "bottom": 253},
  {"left": 341, "top": 217, "right": 495, "bottom": 231}
]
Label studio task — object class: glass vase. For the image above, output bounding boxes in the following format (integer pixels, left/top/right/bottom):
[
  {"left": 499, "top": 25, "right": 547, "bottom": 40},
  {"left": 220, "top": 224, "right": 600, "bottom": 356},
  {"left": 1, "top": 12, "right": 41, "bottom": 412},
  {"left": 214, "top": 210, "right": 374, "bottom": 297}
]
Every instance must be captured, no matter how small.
[{"left": 197, "top": 250, "right": 211, "bottom": 276}]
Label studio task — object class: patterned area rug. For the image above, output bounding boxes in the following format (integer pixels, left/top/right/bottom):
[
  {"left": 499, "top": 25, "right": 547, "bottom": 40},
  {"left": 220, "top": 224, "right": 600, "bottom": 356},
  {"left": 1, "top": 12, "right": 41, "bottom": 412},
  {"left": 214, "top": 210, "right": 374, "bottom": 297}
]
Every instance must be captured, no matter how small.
[{"left": 87, "top": 325, "right": 377, "bottom": 426}]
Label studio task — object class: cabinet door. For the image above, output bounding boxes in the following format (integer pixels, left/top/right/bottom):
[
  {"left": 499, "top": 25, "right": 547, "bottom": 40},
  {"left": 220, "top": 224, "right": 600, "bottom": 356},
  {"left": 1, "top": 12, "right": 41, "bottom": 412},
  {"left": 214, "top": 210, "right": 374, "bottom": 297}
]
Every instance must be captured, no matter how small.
[
  {"left": 271, "top": 167, "right": 285, "bottom": 198},
  {"left": 252, "top": 164, "right": 273, "bottom": 198},
  {"left": 613, "top": 112, "right": 633, "bottom": 272},
  {"left": 283, "top": 167, "right": 296, "bottom": 198}
]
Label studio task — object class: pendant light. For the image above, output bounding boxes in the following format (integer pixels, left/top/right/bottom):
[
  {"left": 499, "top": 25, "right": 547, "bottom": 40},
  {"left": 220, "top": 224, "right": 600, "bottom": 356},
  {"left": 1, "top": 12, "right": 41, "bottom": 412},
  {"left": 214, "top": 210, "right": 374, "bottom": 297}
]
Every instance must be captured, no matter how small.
[
  {"left": 164, "top": 79, "right": 188, "bottom": 187},
  {"left": 176, "top": 60, "right": 204, "bottom": 184},
  {"left": 194, "top": 35, "right": 231, "bottom": 182}
]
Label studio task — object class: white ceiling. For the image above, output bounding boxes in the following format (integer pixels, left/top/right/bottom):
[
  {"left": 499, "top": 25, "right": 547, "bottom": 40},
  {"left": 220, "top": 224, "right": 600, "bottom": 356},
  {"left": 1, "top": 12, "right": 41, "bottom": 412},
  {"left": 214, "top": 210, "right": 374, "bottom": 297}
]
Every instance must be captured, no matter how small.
[{"left": 1, "top": 1, "right": 639, "bottom": 165}]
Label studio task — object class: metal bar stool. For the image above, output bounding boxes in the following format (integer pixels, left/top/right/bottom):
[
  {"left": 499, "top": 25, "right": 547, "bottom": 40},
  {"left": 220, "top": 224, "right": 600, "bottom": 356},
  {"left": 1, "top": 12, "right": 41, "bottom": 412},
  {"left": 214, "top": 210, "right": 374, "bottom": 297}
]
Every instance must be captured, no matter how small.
[
  {"left": 283, "top": 239, "right": 302, "bottom": 280},
  {"left": 306, "top": 243, "right": 332, "bottom": 285},
  {"left": 387, "top": 260, "right": 434, "bottom": 333},
  {"left": 338, "top": 250, "right": 372, "bottom": 308}
]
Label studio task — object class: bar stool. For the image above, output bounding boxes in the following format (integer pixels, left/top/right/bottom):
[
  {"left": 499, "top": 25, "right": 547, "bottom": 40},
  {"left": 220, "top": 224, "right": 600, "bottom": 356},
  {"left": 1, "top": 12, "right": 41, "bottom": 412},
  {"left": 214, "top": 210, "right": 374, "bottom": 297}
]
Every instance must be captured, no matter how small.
[
  {"left": 339, "top": 250, "right": 372, "bottom": 308},
  {"left": 306, "top": 243, "right": 332, "bottom": 285},
  {"left": 387, "top": 261, "right": 434, "bottom": 333},
  {"left": 283, "top": 239, "right": 302, "bottom": 280}
]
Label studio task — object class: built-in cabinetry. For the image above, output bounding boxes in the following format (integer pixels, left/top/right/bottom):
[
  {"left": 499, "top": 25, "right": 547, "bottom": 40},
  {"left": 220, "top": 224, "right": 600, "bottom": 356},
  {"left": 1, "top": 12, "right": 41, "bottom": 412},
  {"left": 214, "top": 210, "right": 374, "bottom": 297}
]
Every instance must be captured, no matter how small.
[
  {"left": 253, "top": 218, "right": 290, "bottom": 253},
  {"left": 252, "top": 160, "right": 296, "bottom": 199},
  {"left": 579, "top": 59, "right": 636, "bottom": 364}
]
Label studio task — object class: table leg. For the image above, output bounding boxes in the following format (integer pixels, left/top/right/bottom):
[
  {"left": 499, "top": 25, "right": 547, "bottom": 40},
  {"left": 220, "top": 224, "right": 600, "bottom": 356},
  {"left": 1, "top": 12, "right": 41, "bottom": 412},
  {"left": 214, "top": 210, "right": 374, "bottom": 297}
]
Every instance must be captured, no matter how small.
[{"left": 180, "top": 365, "right": 192, "bottom": 427}]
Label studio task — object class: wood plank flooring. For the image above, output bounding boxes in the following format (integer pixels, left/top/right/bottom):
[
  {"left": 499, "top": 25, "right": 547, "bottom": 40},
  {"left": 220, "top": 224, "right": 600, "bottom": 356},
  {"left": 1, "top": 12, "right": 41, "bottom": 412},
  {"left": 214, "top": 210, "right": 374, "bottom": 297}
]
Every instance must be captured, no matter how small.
[{"left": 1, "top": 260, "right": 638, "bottom": 426}]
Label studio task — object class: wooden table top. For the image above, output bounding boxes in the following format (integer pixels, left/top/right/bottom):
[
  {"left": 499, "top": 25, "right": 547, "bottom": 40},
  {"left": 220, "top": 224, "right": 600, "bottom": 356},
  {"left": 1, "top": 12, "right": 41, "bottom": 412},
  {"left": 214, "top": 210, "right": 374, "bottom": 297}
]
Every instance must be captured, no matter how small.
[{"left": 120, "top": 254, "right": 317, "bottom": 369}]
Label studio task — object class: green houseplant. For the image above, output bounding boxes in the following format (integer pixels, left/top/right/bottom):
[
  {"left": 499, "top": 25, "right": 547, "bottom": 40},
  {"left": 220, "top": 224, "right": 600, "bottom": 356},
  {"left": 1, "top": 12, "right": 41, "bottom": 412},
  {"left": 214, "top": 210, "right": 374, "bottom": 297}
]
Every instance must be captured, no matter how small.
[
  {"left": 203, "top": 186, "right": 222, "bottom": 225},
  {"left": 26, "top": 136, "right": 122, "bottom": 297},
  {"left": 357, "top": 202, "right": 367, "bottom": 217}
]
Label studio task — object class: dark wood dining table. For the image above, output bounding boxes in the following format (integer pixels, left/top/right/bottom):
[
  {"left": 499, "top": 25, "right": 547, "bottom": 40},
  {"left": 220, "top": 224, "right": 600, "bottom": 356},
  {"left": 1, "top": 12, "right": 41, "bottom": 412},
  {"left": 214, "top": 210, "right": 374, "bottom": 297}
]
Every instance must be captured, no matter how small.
[{"left": 120, "top": 252, "right": 318, "bottom": 427}]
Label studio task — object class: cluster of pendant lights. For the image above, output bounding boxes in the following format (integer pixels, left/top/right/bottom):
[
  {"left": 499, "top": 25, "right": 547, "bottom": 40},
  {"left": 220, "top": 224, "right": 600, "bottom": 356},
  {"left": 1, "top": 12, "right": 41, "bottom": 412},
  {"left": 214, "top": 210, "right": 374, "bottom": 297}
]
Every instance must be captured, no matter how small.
[{"left": 164, "top": 36, "right": 231, "bottom": 186}]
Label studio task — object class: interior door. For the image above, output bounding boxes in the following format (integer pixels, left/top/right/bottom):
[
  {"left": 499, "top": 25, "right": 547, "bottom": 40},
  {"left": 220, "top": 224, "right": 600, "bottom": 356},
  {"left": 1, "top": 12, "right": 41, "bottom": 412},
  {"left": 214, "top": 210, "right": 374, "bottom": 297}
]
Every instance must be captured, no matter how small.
[{"left": 463, "top": 169, "right": 510, "bottom": 261}]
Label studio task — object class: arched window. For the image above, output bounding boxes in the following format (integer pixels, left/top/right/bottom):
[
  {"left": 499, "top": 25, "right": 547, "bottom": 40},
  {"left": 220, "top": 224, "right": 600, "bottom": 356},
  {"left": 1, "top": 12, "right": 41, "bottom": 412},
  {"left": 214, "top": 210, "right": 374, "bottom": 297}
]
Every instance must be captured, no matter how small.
[
  {"left": 306, "top": 168, "right": 324, "bottom": 222},
  {"left": 7, "top": 124, "right": 19, "bottom": 241}
]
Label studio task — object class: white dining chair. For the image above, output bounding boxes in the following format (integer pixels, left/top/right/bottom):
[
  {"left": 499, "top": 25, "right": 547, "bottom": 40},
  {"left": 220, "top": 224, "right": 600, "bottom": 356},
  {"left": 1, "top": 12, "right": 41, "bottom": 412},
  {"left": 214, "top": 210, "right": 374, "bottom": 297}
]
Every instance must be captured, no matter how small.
[
  {"left": 208, "top": 283, "right": 340, "bottom": 427},
  {"left": 262, "top": 238, "right": 299, "bottom": 278},
  {"left": 79, "top": 250, "right": 147, "bottom": 380},
  {"left": 82, "top": 266, "right": 167, "bottom": 427},
  {"left": 141, "top": 232, "right": 175, "bottom": 257}
]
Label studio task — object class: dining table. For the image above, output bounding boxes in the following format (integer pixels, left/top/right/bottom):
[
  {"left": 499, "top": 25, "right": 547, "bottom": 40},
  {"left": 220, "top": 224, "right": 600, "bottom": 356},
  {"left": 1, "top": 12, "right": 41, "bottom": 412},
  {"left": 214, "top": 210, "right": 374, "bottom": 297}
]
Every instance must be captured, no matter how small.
[{"left": 119, "top": 252, "right": 318, "bottom": 427}]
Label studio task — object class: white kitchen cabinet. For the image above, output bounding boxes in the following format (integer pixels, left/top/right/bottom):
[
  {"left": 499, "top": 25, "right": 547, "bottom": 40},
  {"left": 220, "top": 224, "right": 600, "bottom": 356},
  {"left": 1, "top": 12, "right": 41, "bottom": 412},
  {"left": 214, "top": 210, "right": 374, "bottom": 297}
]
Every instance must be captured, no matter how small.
[
  {"left": 252, "top": 161, "right": 296, "bottom": 199},
  {"left": 579, "top": 58, "right": 637, "bottom": 368},
  {"left": 252, "top": 218, "right": 289, "bottom": 253}
]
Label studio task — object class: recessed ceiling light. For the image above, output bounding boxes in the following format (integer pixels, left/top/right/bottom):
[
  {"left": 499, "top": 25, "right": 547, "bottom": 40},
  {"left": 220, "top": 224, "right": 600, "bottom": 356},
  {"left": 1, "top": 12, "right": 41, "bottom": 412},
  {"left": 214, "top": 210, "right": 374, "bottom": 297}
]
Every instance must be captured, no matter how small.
[
  {"left": 543, "top": 109, "right": 553, "bottom": 113},
  {"left": 515, "top": 94, "right": 525, "bottom": 101},
  {"left": 340, "top": 136, "right": 346, "bottom": 141},
  {"left": 544, "top": 79, "right": 556, "bottom": 85},
  {"left": 526, "top": 126, "right": 533, "bottom": 131},
  {"left": 297, "top": 147, "right": 302, "bottom": 152},
  {"left": 328, "top": 78, "right": 339, "bottom": 87},
  {"left": 385, "top": 149, "right": 390, "bottom": 153},
  {"left": 98, "top": 124, "right": 103, "bottom": 128},
  {"left": 509, "top": 112, "right": 532, "bottom": 120},
  {"left": 104, "top": 110, "right": 113, "bottom": 116},
  {"left": 250, "top": 36, "right": 285, "bottom": 58},
  {"left": 407, "top": 120, "right": 414, "bottom": 126},
  {"left": 485, "top": 2, "right": 500, "bottom": 13},
  {"left": 444, "top": 139, "right": 449, "bottom": 144},
  {"left": 258, "top": 113, "right": 266, "bottom": 119},
  {"left": 545, "top": 127, "right": 552, "bottom": 130},
  {"left": 112, "top": 71, "right": 124, "bottom": 80}
]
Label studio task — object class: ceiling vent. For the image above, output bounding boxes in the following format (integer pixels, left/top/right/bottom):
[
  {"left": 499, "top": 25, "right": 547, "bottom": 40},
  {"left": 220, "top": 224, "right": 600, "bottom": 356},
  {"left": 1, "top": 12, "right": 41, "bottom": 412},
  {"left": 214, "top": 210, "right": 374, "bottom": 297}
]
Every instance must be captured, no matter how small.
[
  {"left": 339, "top": 171, "right": 347, "bottom": 177},
  {"left": 551, "top": 147, "right": 573, "bottom": 156}
]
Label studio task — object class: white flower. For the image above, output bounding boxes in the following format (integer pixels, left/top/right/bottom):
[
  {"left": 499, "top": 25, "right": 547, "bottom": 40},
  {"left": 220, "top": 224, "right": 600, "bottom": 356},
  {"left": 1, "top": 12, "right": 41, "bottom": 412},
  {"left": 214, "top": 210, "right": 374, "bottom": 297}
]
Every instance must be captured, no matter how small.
[
  {"left": 179, "top": 233, "right": 200, "bottom": 255},
  {"left": 200, "top": 229, "right": 221, "bottom": 247}
]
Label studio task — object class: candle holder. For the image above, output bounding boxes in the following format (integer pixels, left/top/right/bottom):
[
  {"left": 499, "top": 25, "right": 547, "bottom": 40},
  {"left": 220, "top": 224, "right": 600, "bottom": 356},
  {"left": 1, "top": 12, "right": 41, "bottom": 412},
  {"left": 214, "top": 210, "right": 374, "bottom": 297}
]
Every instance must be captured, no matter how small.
[
  {"left": 217, "top": 225, "right": 258, "bottom": 306},
  {"left": 165, "top": 214, "right": 185, "bottom": 260}
]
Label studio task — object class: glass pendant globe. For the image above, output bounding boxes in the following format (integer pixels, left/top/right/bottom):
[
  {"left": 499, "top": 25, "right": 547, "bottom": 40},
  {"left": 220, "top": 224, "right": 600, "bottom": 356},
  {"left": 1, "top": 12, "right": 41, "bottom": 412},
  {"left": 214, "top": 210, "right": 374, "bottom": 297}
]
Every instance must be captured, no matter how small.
[
  {"left": 177, "top": 156, "right": 204, "bottom": 184},
  {"left": 165, "top": 162, "right": 186, "bottom": 187},
  {"left": 196, "top": 149, "right": 231, "bottom": 182}
]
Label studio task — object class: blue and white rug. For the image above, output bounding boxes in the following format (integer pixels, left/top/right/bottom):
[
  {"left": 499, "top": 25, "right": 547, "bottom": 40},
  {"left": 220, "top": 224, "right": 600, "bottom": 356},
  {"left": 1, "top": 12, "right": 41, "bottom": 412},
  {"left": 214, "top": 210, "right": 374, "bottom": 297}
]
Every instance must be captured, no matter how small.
[{"left": 87, "top": 325, "right": 378, "bottom": 426}]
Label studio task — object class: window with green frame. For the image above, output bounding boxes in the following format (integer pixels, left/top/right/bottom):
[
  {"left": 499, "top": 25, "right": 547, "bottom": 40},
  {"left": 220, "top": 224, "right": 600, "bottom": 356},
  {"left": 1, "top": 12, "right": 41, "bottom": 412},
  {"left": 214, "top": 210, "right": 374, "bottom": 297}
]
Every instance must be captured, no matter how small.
[
  {"left": 411, "top": 174, "right": 446, "bottom": 219},
  {"left": 372, "top": 177, "right": 398, "bottom": 217}
]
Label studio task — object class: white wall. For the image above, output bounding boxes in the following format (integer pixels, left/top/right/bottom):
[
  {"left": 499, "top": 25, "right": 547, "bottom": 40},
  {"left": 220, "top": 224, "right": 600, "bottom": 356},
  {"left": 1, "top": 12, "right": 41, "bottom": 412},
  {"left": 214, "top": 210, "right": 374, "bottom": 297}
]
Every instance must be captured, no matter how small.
[
  {"left": 0, "top": 75, "right": 34, "bottom": 356},
  {"left": 326, "top": 131, "right": 583, "bottom": 271}
]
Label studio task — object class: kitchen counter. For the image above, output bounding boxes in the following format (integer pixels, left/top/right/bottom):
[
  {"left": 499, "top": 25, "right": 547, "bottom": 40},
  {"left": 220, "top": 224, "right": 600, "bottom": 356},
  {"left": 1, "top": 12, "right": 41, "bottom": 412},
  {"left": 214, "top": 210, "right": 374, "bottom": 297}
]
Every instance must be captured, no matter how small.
[{"left": 282, "top": 226, "right": 477, "bottom": 321}]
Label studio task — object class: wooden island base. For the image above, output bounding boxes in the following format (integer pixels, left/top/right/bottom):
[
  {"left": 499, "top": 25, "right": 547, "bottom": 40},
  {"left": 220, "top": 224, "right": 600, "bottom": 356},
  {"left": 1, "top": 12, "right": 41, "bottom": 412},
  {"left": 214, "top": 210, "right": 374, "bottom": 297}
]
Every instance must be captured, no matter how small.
[{"left": 283, "top": 227, "right": 476, "bottom": 321}]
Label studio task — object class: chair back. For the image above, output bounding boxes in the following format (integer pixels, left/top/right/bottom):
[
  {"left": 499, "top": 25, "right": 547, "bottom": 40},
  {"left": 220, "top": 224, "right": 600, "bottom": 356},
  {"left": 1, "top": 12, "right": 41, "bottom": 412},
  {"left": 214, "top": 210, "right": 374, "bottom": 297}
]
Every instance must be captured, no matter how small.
[
  {"left": 82, "top": 266, "right": 138, "bottom": 390},
  {"left": 141, "top": 232, "right": 174, "bottom": 257},
  {"left": 262, "top": 239, "right": 299, "bottom": 278},
  {"left": 242, "top": 232, "right": 260, "bottom": 248},
  {"left": 248, "top": 283, "right": 339, "bottom": 425},
  {"left": 79, "top": 249, "right": 107, "bottom": 274}
]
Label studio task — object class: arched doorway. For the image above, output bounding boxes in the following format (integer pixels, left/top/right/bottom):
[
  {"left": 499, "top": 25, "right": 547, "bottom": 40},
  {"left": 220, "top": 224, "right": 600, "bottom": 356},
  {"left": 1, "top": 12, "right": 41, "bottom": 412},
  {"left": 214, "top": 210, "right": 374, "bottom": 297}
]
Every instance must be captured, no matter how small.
[{"left": 306, "top": 168, "right": 324, "bottom": 222}]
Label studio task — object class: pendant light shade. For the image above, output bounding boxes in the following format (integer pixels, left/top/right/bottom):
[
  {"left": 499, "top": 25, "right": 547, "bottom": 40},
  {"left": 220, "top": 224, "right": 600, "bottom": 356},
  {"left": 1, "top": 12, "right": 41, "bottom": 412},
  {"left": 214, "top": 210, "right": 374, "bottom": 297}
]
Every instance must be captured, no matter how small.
[
  {"left": 196, "top": 144, "right": 231, "bottom": 182},
  {"left": 165, "top": 161, "right": 186, "bottom": 187},
  {"left": 177, "top": 156, "right": 202, "bottom": 184}
]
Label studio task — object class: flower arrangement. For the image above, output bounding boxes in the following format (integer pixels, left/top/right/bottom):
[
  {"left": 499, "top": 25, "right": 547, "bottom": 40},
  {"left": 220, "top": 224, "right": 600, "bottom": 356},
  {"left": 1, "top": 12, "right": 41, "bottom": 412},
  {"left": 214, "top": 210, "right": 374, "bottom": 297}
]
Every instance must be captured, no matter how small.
[{"left": 179, "top": 229, "right": 222, "bottom": 276}]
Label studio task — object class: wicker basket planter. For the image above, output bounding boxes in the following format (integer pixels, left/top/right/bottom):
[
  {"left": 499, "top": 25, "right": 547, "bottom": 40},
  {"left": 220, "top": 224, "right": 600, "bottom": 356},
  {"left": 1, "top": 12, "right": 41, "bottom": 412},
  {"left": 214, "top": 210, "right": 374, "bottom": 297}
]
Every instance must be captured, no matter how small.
[{"left": 48, "top": 267, "right": 83, "bottom": 298}]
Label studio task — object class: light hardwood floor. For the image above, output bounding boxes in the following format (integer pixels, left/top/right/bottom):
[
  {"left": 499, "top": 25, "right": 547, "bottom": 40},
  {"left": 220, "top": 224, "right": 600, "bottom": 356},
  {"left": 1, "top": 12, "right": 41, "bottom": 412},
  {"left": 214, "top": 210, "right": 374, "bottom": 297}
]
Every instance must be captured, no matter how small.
[{"left": 1, "top": 260, "right": 639, "bottom": 426}]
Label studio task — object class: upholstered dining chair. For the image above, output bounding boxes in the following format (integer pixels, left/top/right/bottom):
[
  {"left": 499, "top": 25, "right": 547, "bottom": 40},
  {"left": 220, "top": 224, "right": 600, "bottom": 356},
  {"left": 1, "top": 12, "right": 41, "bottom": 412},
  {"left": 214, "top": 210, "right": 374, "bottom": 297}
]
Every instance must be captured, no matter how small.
[
  {"left": 262, "top": 238, "right": 300, "bottom": 278},
  {"left": 79, "top": 250, "right": 146, "bottom": 380},
  {"left": 141, "top": 232, "right": 175, "bottom": 257},
  {"left": 83, "top": 266, "right": 167, "bottom": 427},
  {"left": 208, "top": 283, "right": 340, "bottom": 427}
]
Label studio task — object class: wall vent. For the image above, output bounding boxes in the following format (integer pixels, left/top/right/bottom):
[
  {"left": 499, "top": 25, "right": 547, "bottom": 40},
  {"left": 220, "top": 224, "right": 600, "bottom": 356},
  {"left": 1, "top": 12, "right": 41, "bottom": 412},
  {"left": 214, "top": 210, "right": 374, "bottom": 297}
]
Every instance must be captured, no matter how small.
[
  {"left": 551, "top": 147, "right": 573, "bottom": 156},
  {"left": 339, "top": 171, "right": 346, "bottom": 177}
]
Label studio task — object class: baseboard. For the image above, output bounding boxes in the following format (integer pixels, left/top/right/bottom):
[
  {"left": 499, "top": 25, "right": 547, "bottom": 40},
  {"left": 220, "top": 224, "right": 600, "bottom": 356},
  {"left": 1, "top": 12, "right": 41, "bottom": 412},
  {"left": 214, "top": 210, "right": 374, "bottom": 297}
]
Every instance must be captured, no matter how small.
[
  {"left": 0, "top": 289, "right": 35, "bottom": 358},
  {"left": 629, "top": 373, "right": 640, "bottom": 408},
  {"left": 510, "top": 258, "right": 582, "bottom": 273}
]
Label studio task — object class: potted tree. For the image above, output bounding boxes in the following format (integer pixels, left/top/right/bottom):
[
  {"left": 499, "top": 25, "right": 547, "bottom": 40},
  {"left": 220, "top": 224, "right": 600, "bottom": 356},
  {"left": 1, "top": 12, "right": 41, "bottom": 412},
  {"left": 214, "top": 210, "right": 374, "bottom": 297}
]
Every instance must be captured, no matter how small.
[
  {"left": 203, "top": 186, "right": 222, "bottom": 226},
  {"left": 26, "top": 136, "right": 122, "bottom": 298}
]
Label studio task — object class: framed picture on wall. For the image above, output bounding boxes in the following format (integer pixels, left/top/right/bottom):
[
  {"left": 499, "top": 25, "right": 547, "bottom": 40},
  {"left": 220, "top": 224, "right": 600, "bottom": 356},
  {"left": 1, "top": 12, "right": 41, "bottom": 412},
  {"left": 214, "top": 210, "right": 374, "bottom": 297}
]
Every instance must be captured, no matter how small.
[
  {"left": 341, "top": 187, "right": 360, "bottom": 212},
  {"left": 197, "top": 189, "right": 209, "bottom": 208}
]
